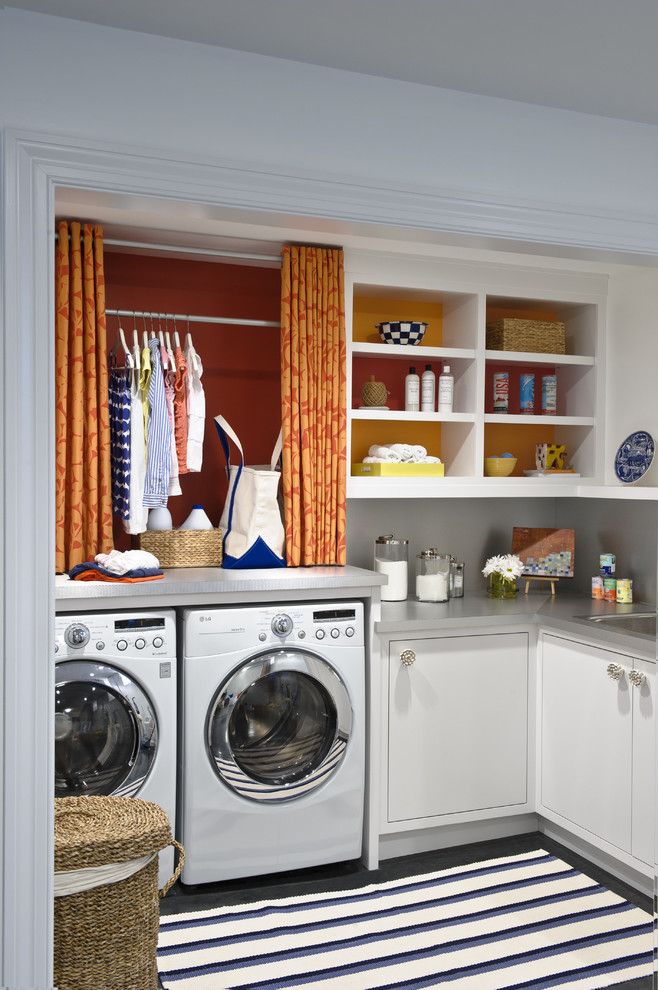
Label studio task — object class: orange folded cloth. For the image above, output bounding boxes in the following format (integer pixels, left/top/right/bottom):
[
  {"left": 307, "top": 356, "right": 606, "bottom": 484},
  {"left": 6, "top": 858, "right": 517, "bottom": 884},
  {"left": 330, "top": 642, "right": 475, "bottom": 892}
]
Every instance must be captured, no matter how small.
[
  {"left": 71, "top": 569, "right": 164, "bottom": 583},
  {"left": 68, "top": 562, "right": 164, "bottom": 582}
]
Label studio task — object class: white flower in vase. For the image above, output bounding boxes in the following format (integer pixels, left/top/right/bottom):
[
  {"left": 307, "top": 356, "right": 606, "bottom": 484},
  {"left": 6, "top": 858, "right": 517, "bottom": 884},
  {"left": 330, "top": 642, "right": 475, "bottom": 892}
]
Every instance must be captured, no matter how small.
[
  {"left": 482, "top": 554, "right": 524, "bottom": 580},
  {"left": 482, "top": 553, "right": 524, "bottom": 598}
]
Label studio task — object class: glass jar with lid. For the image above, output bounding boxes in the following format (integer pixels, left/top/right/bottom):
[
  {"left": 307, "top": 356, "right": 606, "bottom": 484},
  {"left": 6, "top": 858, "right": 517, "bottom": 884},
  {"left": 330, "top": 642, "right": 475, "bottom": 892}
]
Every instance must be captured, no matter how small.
[
  {"left": 374, "top": 535, "right": 408, "bottom": 601},
  {"left": 450, "top": 561, "right": 465, "bottom": 598},
  {"left": 415, "top": 550, "right": 451, "bottom": 602}
]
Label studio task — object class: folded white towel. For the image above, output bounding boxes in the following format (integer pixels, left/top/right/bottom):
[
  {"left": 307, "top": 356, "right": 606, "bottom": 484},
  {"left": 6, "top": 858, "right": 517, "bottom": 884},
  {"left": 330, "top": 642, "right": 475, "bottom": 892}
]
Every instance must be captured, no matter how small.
[
  {"left": 387, "top": 443, "right": 413, "bottom": 461},
  {"left": 95, "top": 549, "right": 161, "bottom": 574},
  {"left": 368, "top": 444, "right": 401, "bottom": 462},
  {"left": 367, "top": 443, "right": 440, "bottom": 465}
]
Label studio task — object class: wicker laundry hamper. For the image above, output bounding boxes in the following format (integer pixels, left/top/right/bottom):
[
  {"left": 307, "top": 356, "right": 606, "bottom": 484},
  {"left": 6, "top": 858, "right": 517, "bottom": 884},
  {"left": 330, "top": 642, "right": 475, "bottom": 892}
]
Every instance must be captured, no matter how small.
[{"left": 54, "top": 796, "right": 184, "bottom": 990}]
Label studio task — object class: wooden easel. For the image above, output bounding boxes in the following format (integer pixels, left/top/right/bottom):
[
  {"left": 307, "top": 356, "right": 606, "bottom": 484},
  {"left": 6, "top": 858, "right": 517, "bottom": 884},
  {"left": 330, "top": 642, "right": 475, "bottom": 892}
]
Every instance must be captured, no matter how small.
[{"left": 524, "top": 576, "right": 559, "bottom": 596}]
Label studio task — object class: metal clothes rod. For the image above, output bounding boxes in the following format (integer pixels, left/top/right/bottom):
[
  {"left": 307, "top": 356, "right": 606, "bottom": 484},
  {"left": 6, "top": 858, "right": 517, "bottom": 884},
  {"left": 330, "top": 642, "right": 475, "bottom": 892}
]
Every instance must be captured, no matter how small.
[{"left": 106, "top": 308, "right": 280, "bottom": 329}]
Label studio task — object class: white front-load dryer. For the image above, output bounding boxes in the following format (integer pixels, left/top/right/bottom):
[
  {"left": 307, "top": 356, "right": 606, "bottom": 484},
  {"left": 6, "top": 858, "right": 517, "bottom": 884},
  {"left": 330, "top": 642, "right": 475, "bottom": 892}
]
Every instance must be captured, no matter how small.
[
  {"left": 54, "top": 610, "right": 177, "bottom": 887},
  {"left": 180, "top": 601, "right": 365, "bottom": 885}
]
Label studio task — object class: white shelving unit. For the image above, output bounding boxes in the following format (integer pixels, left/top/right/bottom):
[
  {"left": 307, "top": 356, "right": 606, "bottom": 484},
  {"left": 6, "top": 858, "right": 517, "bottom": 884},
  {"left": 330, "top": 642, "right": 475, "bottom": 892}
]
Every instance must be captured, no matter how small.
[{"left": 343, "top": 252, "right": 640, "bottom": 499}]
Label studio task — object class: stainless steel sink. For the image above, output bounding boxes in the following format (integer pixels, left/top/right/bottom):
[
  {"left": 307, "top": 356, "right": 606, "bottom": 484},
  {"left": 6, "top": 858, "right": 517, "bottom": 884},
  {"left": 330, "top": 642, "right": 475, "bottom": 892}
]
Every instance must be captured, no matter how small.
[{"left": 583, "top": 611, "right": 656, "bottom": 637}]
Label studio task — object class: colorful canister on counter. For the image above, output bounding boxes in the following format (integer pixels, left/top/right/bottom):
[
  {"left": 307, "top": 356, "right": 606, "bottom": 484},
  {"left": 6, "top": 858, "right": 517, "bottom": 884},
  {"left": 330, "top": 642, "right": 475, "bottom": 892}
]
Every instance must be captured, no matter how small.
[
  {"left": 493, "top": 372, "right": 509, "bottom": 413},
  {"left": 616, "top": 578, "right": 633, "bottom": 603},
  {"left": 603, "top": 577, "right": 617, "bottom": 601},
  {"left": 600, "top": 554, "right": 616, "bottom": 576},
  {"left": 591, "top": 576, "right": 604, "bottom": 599},
  {"left": 541, "top": 375, "right": 557, "bottom": 415},
  {"left": 519, "top": 373, "right": 535, "bottom": 414}
]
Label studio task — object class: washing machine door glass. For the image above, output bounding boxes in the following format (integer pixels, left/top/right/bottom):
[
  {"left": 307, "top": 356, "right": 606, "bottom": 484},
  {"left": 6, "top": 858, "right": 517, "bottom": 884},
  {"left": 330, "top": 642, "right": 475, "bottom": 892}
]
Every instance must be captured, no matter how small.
[
  {"left": 207, "top": 649, "right": 352, "bottom": 802},
  {"left": 54, "top": 661, "right": 158, "bottom": 798}
]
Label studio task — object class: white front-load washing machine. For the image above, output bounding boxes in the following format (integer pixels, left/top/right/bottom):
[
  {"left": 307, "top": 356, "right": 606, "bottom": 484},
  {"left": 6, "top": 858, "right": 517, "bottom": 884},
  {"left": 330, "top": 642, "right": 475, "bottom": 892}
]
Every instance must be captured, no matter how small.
[
  {"left": 180, "top": 601, "right": 365, "bottom": 885},
  {"left": 54, "top": 610, "right": 177, "bottom": 887}
]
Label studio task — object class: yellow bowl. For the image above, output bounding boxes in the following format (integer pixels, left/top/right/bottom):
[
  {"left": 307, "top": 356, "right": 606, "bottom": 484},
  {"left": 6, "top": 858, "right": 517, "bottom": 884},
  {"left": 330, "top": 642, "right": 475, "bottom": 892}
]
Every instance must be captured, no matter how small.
[{"left": 485, "top": 456, "right": 517, "bottom": 477}]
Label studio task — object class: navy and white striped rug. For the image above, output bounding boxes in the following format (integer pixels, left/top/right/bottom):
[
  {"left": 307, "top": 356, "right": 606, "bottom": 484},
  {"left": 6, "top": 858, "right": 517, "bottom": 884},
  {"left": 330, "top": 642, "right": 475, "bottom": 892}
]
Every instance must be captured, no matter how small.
[{"left": 158, "top": 850, "right": 652, "bottom": 989}]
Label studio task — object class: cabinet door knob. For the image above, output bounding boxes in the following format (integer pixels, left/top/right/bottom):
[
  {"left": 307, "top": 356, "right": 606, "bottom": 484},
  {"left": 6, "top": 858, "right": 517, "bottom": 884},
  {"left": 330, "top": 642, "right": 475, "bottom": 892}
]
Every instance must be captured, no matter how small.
[
  {"left": 400, "top": 649, "right": 416, "bottom": 667},
  {"left": 606, "top": 662, "right": 624, "bottom": 680},
  {"left": 629, "top": 669, "right": 645, "bottom": 687}
]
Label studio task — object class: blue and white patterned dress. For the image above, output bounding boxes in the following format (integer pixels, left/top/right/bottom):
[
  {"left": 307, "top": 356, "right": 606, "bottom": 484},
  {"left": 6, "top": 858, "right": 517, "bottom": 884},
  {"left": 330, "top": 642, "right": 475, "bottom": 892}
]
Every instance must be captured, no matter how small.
[
  {"left": 108, "top": 356, "right": 132, "bottom": 519},
  {"left": 143, "top": 336, "right": 172, "bottom": 506}
]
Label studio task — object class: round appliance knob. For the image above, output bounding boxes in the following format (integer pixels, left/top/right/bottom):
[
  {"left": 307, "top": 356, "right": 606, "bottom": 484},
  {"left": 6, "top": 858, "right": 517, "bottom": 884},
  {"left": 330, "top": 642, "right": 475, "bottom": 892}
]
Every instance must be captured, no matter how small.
[
  {"left": 64, "top": 623, "right": 90, "bottom": 649},
  {"left": 135, "top": 638, "right": 146, "bottom": 650},
  {"left": 607, "top": 662, "right": 624, "bottom": 680},
  {"left": 117, "top": 639, "right": 128, "bottom": 652},
  {"left": 152, "top": 636, "right": 163, "bottom": 649},
  {"left": 315, "top": 629, "right": 326, "bottom": 640},
  {"left": 95, "top": 641, "right": 105, "bottom": 651},
  {"left": 271, "top": 613, "right": 293, "bottom": 637},
  {"left": 331, "top": 628, "right": 340, "bottom": 638},
  {"left": 345, "top": 626, "right": 355, "bottom": 637}
]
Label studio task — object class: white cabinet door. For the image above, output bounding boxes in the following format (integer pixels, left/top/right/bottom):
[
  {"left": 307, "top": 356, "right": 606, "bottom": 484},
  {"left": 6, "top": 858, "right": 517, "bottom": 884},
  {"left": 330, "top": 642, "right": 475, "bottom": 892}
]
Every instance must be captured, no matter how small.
[
  {"left": 540, "top": 634, "right": 635, "bottom": 853},
  {"left": 631, "top": 658, "right": 655, "bottom": 865},
  {"left": 388, "top": 632, "right": 528, "bottom": 823}
]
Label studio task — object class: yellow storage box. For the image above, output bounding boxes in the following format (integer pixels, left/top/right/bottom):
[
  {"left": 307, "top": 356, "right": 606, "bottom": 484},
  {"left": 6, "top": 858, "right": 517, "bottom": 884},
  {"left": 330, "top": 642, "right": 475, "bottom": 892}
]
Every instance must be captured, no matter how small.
[{"left": 352, "top": 462, "right": 445, "bottom": 477}]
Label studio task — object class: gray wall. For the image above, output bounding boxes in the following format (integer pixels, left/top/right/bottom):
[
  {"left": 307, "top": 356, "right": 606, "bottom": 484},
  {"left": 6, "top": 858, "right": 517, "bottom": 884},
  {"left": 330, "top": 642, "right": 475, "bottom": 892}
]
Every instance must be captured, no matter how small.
[
  {"left": 346, "top": 497, "right": 657, "bottom": 603},
  {"left": 557, "top": 497, "right": 658, "bottom": 603}
]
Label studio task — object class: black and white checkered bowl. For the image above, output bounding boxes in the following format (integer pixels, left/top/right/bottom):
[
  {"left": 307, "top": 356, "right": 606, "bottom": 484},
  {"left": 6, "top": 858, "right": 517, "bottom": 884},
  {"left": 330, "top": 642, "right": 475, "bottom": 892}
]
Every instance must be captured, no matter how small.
[{"left": 377, "top": 321, "right": 428, "bottom": 345}]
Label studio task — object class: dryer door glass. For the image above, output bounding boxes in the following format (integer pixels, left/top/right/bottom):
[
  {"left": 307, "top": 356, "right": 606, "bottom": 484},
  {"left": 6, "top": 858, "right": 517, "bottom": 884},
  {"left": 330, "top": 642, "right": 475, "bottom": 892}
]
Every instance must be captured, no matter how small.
[
  {"left": 55, "top": 662, "right": 158, "bottom": 798},
  {"left": 208, "top": 649, "right": 352, "bottom": 802}
]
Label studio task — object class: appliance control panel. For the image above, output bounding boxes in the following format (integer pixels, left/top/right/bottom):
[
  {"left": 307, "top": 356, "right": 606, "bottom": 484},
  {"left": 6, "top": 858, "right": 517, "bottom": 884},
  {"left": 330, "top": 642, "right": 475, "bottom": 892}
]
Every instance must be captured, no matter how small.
[
  {"left": 259, "top": 603, "right": 365, "bottom": 647},
  {"left": 185, "top": 601, "right": 365, "bottom": 654},
  {"left": 54, "top": 610, "right": 176, "bottom": 660}
]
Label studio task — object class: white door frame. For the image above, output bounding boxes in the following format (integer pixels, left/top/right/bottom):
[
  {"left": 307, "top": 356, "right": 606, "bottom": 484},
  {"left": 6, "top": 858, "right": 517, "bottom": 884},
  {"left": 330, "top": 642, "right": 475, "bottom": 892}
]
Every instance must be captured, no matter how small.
[{"left": 3, "top": 128, "right": 658, "bottom": 989}]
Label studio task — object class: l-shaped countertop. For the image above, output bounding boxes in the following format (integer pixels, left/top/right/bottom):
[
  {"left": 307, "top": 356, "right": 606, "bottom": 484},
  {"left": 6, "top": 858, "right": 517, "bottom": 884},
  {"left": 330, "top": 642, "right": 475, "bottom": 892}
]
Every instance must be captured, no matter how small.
[{"left": 55, "top": 565, "right": 656, "bottom": 659}]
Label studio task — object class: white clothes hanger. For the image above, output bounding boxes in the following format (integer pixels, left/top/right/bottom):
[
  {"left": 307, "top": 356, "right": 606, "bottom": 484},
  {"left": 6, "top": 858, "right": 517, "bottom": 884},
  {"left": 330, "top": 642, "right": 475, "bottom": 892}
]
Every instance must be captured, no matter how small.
[
  {"left": 164, "top": 329, "right": 176, "bottom": 369},
  {"left": 131, "top": 325, "right": 141, "bottom": 372},
  {"left": 184, "top": 329, "right": 200, "bottom": 374},
  {"left": 171, "top": 316, "right": 181, "bottom": 357},
  {"left": 112, "top": 321, "right": 134, "bottom": 370}
]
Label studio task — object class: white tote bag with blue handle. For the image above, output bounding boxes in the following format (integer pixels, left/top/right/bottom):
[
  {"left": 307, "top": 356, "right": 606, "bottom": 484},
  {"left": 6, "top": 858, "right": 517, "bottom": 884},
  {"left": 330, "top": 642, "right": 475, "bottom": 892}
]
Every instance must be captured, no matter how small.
[{"left": 215, "top": 415, "right": 286, "bottom": 569}]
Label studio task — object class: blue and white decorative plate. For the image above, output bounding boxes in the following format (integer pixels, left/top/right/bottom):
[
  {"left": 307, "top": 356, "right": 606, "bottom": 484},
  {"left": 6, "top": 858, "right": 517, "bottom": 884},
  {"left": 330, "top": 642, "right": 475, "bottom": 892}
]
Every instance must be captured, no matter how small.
[{"left": 614, "top": 430, "right": 655, "bottom": 484}]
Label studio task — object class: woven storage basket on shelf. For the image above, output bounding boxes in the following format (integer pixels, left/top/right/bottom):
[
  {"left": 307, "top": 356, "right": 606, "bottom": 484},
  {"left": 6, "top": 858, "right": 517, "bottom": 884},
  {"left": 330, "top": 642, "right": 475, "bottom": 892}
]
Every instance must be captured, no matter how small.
[
  {"left": 138, "top": 527, "right": 223, "bottom": 567},
  {"left": 486, "top": 318, "right": 565, "bottom": 354},
  {"left": 54, "top": 796, "right": 184, "bottom": 990}
]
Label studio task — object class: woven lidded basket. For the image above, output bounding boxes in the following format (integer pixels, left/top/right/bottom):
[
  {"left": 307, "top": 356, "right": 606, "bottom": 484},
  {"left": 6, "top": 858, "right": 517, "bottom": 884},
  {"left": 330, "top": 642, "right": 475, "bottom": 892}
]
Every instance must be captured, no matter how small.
[
  {"left": 486, "top": 318, "right": 565, "bottom": 354},
  {"left": 138, "top": 527, "right": 223, "bottom": 567},
  {"left": 54, "top": 796, "right": 184, "bottom": 990}
]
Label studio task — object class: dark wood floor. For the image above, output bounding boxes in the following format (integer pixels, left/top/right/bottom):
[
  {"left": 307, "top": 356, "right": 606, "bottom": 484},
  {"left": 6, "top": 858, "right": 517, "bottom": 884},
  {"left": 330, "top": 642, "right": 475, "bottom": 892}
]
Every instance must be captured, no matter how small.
[{"left": 159, "top": 831, "right": 653, "bottom": 990}]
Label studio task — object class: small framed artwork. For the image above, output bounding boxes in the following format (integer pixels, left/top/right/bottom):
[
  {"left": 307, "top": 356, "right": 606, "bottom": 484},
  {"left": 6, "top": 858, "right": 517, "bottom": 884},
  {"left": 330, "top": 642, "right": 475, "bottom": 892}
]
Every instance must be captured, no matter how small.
[{"left": 511, "top": 527, "right": 575, "bottom": 578}]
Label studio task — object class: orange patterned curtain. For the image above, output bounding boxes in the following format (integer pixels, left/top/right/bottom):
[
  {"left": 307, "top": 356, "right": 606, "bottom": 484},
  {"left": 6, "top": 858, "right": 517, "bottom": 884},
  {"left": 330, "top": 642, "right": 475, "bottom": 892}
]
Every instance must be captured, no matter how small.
[
  {"left": 280, "top": 245, "right": 347, "bottom": 566},
  {"left": 55, "top": 221, "right": 113, "bottom": 572}
]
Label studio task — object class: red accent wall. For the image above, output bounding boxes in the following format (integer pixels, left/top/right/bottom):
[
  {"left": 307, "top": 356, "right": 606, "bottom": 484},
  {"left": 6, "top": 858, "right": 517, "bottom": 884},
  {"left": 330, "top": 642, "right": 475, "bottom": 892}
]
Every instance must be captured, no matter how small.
[{"left": 103, "top": 253, "right": 281, "bottom": 548}]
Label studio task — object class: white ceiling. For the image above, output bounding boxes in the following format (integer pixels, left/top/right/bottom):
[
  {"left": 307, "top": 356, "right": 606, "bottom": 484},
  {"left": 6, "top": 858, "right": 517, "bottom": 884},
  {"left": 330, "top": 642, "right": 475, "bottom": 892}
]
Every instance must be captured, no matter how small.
[{"left": 7, "top": 0, "right": 658, "bottom": 126}]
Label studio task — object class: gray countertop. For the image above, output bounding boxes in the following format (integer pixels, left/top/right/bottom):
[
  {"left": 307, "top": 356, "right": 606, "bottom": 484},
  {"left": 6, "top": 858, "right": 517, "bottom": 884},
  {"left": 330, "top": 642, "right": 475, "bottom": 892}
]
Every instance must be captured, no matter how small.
[
  {"left": 377, "top": 591, "right": 657, "bottom": 659},
  {"left": 55, "top": 564, "right": 385, "bottom": 611}
]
